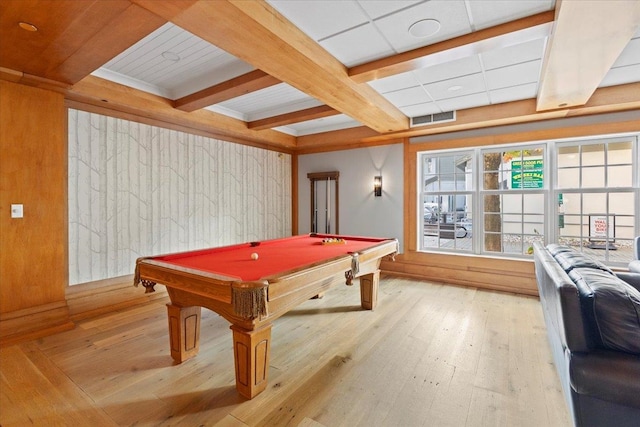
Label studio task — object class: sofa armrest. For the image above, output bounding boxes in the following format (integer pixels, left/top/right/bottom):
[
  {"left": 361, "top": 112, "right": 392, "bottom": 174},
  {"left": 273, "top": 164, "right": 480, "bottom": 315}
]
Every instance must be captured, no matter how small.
[
  {"left": 615, "top": 272, "right": 640, "bottom": 292},
  {"left": 570, "top": 350, "right": 640, "bottom": 409}
]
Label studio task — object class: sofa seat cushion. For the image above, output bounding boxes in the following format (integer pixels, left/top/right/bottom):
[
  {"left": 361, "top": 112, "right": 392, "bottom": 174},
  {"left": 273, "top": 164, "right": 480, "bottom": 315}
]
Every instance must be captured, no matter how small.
[
  {"left": 571, "top": 350, "right": 640, "bottom": 409},
  {"left": 630, "top": 260, "right": 640, "bottom": 274},
  {"left": 569, "top": 268, "right": 640, "bottom": 355},
  {"left": 554, "top": 251, "right": 614, "bottom": 275}
]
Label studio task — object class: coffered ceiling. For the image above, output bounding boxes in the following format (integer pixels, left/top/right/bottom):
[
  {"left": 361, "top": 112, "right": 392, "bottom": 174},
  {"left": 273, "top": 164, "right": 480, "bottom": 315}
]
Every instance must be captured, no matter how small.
[{"left": 1, "top": 0, "right": 639, "bottom": 151}]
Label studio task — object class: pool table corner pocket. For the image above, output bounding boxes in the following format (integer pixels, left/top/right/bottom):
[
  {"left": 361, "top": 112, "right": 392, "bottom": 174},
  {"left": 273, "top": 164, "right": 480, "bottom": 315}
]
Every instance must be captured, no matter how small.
[{"left": 231, "top": 280, "right": 269, "bottom": 319}]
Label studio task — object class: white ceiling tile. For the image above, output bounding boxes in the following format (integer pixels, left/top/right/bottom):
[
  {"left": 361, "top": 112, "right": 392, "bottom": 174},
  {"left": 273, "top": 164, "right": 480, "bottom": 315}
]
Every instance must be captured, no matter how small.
[
  {"left": 267, "top": 0, "right": 368, "bottom": 41},
  {"left": 484, "top": 60, "right": 541, "bottom": 90},
  {"left": 414, "top": 55, "right": 482, "bottom": 84},
  {"left": 423, "top": 73, "right": 486, "bottom": 100},
  {"left": 383, "top": 86, "right": 432, "bottom": 107},
  {"left": 400, "top": 102, "right": 442, "bottom": 117},
  {"left": 320, "top": 23, "right": 395, "bottom": 67},
  {"left": 357, "top": 0, "right": 422, "bottom": 19},
  {"left": 481, "top": 38, "right": 546, "bottom": 70},
  {"left": 368, "top": 72, "right": 422, "bottom": 93},
  {"left": 373, "top": 0, "right": 472, "bottom": 53},
  {"left": 434, "top": 92, "right": 491, "bottom": 111},
  {"left": 599, "top": 63, "right": 640, "bottom": 88},
  {"left": 468, "top": 0, "right": 555, "bottom": 30},
  {"left": 489, "top": 82, "right": 538, "bottom": 104}
]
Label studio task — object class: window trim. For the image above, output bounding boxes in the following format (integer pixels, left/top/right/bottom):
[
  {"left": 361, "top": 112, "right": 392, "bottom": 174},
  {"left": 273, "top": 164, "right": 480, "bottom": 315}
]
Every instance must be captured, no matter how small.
[{"left": 417, "top": 134, "right": 639, "bottom": 266}]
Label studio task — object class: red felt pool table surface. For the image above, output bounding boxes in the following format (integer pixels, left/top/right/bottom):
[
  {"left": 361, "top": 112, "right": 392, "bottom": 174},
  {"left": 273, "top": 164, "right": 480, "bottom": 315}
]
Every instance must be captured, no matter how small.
[{"left": 154, "top": 233, "right": 389, "bottom": 282}]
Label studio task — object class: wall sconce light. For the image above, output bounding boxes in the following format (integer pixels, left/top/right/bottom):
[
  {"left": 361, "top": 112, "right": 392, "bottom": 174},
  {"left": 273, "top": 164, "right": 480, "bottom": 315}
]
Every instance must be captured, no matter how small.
[{"left": 373, "top": 176, "right": 382, "bottom": 197}]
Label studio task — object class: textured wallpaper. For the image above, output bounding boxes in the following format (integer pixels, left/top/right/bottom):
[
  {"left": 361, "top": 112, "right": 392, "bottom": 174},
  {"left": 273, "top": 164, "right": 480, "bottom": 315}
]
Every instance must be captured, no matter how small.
[{"left": 68, "top": 109, "right": 291, "bottom": 285}]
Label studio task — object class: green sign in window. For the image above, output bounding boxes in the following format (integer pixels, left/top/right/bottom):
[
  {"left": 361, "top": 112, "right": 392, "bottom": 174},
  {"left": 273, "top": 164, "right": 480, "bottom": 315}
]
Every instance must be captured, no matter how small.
[{"left": 511, "top": 159, "right": 543, "bottom": 189}]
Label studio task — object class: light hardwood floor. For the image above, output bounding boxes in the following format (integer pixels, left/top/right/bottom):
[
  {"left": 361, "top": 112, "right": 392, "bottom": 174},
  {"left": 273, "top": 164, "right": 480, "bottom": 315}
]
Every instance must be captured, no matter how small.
[{"left": 0, "top": 276, "right": 571, "bottom": 426}]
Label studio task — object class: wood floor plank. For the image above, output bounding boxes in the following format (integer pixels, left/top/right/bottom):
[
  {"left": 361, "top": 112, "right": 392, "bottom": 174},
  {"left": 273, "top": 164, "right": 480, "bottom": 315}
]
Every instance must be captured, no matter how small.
[
  {"left": 0, "top": 343, "right": 117, "bottom": 426},
  {"left": 265, "top": 279, "right": 435, "bottom": 426},
  {"left": 0, "top": 277, "right": 571, "bottom": 427}
]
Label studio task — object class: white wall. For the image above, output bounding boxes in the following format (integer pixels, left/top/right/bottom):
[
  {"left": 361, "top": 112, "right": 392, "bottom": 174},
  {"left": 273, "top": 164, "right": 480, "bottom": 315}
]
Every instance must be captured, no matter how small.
[{"left": 298, "top": 144, "right": 404, "bottom": 252}]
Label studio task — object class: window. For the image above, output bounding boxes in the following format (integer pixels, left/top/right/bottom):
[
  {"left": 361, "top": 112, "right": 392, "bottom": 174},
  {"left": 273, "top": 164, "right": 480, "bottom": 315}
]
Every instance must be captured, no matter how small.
[
  {"left": 418, "top": 134, "right": 638, "bottom": 266},
  {"left": 556, "top": 138, "right": 636, "bottom": 265},
  {"left": 420, "top": 152, "right": 473, "bottom": 252},
  {"left": 481, "top": 146, "right": 546, "bottom": 256}
]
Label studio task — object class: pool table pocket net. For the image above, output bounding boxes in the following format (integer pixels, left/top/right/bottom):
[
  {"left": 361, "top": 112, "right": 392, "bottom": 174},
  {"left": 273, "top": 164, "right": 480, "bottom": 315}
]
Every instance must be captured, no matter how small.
[{"left": 231, "top": 281, "right": 268, "bottom": 318}]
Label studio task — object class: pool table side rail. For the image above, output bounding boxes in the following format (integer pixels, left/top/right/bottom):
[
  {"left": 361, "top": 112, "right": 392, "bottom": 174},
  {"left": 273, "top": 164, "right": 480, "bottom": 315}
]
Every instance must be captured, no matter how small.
[
  {"left": 264, "top": 256, "right": 354, "bottom": 301},
  {"left": 264, "top": 238, "right": 398, "bottom": 301},
  {"left": 134, "top": 259, "right": 240, "bottom": 303},
  {"left": 264, "top": 239, "right": 398, "bottom": 318}
]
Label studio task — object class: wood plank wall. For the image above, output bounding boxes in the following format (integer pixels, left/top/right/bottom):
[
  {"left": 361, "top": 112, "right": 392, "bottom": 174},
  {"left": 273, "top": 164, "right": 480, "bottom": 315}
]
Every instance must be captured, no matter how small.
[{"left": 0, "top": 81, "right": 74, "bottom": 343}]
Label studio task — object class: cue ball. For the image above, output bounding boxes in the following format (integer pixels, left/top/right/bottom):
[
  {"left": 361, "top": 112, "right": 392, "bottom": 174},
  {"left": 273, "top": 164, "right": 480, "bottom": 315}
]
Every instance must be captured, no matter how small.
[{"left": 251, "top": 252, "right": 259, "bottom": 260}]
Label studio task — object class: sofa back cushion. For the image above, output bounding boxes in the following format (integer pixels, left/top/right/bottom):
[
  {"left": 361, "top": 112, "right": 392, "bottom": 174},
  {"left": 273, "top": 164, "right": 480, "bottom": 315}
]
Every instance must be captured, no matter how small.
[
  {"left": 569, "top": 267, "right": 640, "bottom": 355},
  {"left": 553, "top": 250, "right": 614, "bottom": 275},
  {"left": 547, "top": 243, "right": 575, "bottom": 256}
]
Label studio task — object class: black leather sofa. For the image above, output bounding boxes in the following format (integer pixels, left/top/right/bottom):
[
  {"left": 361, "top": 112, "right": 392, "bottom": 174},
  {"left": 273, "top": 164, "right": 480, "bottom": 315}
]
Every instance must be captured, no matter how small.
[{"left": 533, "top": 242, "right": 640, "bottom": 427}]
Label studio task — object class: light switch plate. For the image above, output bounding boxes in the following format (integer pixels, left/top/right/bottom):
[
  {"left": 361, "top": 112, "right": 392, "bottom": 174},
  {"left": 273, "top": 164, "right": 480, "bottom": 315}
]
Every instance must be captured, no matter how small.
[{"left": 11, "top": 204, "right": 23, "bottom": 218}]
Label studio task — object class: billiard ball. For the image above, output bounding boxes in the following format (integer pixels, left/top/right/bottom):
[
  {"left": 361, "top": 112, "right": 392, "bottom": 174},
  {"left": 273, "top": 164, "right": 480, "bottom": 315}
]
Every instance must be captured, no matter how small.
[{"left": 251, "top": 252, "right": 259, "bottom": 260}]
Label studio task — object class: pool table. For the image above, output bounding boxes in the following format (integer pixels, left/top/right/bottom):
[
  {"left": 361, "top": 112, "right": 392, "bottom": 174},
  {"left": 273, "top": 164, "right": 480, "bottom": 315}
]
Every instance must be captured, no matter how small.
[{"left": 134, "top": 233, "right": 398, "bottom": 399}]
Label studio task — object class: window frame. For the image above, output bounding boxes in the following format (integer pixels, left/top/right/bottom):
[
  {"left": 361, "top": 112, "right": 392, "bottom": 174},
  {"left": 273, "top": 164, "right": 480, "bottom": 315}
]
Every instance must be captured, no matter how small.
[
  {"left": 418, "top": 150, "right": 475, "bottom": 253},
  {"left": 552, "top": 136, "right": 638, "bottom": 266},
  {"left": 416, "top": 133, "right": 639, "bottom": 266}
]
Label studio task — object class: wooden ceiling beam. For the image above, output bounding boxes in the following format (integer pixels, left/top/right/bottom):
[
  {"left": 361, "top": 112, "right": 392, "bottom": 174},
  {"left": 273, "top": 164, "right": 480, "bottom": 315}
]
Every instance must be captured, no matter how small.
[
  {"left": 131, "top": 0, "right": 408, "bottom": 133},
  {"left": 248, "top": 105, "right": 340, "bottom": 130},
  {"left": 536, "top": 0, "right": 640, "bottom": 111},
  {"left": 348, "top": 10, "right": 554, "bottom": 84},
  {"left": 174, "top": 69, "right": 281, "bottom": 112}
]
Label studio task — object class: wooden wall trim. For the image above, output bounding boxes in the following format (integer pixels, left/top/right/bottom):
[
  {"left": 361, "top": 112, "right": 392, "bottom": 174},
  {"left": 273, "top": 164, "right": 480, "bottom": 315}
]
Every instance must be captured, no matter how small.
[
  {"left": 381, "top": 253, "right": 537, "bottom": 296},
  {"left": 66, "top": 75, "right": 296, "bottom": 149},
  {"left": 66, "top": 276, "right": 168, "bottom": 321},
  {"left": 65, "top": 99, "right": 295, "bottom": 155},
  {"left": 0, "top": 302, "right": 75, "bottom": 347},
  {"left": 408, "top": 110, "right": 640, "bottom": 151},
  {"left": 292, "top": 154, "right": 299, "bottom": 235}
]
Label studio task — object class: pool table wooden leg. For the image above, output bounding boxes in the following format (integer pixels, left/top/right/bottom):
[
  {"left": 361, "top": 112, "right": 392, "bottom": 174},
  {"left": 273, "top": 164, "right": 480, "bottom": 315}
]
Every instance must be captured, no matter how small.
[
  {"left": 360, "top": 270, "right": 380, "bottom": 310},
  {"left": 166, "top": 304, "right": 201, "bottom": 363},
  {"left": 230, "top": 324, "right": 271, "bottom": 399}
]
